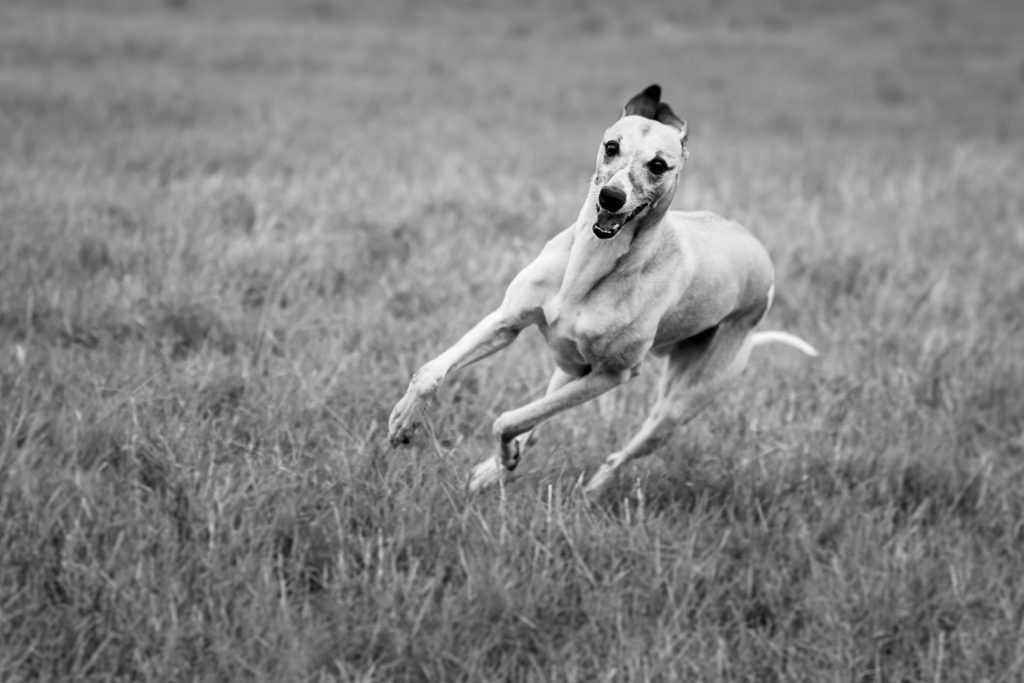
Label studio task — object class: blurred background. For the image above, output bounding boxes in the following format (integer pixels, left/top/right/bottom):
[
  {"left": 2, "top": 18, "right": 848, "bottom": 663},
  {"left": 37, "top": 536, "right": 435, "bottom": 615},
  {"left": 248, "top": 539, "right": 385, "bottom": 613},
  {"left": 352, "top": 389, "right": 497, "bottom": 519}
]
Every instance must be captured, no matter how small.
[{"left": 2, "top": 0, "right": 1024, "bottom": 679}]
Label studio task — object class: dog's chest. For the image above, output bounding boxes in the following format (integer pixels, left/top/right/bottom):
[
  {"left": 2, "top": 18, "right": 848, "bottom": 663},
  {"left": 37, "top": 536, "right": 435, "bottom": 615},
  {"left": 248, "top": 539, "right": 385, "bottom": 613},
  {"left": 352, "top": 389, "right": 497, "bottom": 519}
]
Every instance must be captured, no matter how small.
[{"left": 542, "top": 285, "right": 654, "bottom": 371}]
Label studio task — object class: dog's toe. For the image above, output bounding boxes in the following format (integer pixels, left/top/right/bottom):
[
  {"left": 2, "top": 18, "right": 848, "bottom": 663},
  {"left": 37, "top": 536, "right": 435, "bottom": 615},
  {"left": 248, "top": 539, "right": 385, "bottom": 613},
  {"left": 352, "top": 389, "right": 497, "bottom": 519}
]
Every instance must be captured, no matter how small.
[{"left": 387, "top": 424, "right": 412, "bottom": 447}]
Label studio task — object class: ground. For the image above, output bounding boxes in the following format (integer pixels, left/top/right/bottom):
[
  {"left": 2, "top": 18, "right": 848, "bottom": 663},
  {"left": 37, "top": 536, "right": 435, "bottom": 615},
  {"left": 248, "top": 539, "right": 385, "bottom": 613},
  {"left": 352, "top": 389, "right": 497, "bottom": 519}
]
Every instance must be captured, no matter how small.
[{"left": 1, "top": 0, "right": 1023, "bottom": 680}]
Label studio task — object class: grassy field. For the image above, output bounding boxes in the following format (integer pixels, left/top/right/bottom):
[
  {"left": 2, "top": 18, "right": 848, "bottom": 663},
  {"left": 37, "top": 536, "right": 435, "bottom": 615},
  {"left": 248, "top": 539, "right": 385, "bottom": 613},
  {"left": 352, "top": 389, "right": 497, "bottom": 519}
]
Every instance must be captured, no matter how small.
[{"left": 2, "top": 0, "right": 1024, "bottom": 680}]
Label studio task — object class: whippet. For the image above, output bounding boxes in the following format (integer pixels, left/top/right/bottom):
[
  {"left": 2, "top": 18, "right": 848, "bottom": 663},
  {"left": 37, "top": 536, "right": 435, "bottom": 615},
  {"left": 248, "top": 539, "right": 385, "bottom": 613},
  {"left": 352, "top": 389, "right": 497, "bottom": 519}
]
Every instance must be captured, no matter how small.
[{"left": 388, "top": 85, "right": 817, "bottom": 497}]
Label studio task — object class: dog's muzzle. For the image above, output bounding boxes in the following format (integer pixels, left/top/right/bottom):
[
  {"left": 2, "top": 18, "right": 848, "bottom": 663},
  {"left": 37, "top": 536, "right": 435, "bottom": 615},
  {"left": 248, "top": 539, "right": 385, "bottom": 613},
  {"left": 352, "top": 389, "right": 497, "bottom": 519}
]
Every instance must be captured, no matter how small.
[{"left": 593, "top": 202, "right": 649, "bottom": 239}]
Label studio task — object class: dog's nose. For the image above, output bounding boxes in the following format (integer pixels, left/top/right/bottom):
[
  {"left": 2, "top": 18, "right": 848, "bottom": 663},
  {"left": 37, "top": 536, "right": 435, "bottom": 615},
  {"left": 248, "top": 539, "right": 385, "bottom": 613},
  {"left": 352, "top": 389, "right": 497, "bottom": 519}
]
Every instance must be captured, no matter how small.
[{"left": 598, "top": 186, "right": 627, "bottom": 212}]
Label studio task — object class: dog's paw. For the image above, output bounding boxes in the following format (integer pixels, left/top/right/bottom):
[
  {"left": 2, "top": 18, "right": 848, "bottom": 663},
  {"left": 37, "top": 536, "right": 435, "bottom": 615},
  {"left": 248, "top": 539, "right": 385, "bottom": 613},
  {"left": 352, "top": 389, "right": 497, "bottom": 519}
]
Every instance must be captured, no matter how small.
[
  {"left": 467, "top": 456, "right": 507, "bottom": 493},
  {"left": 499, "top": 438, "right": 521, "bottom": 471},
  {"left": 582, "top": 468, "right": 612, "bottom": 499},
  {"left": 387, "top": 392, "right": 424, "bottom": 446},
  {"left": 582, "top": 451, "right": 627, "bottom": 498}
]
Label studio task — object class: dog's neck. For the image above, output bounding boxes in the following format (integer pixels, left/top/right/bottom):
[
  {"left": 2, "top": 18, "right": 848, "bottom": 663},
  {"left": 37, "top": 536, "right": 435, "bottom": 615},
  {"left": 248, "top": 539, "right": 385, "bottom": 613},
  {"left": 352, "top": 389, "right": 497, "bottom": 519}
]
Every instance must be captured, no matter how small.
[{"left": 555, "top": 189, "right": 674, "bottom": 307}]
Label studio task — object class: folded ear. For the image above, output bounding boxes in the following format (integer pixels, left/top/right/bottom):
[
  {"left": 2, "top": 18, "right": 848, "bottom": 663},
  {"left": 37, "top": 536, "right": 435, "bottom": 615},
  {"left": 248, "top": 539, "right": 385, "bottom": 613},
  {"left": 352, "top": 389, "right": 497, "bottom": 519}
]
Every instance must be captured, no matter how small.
[
  {"left": 656, "top": 102, "right": 688, "bottom": 143},
  {"left": 621, "top": 84, "right": 661, "bottom": 119}
]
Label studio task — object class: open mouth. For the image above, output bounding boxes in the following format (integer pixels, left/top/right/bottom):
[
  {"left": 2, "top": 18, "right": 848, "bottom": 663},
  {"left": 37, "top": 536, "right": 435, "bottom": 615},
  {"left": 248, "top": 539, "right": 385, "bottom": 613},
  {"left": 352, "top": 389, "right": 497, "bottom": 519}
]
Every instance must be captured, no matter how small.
[{"left": 592, "top": 202, "right": 649, "bottom": 239}]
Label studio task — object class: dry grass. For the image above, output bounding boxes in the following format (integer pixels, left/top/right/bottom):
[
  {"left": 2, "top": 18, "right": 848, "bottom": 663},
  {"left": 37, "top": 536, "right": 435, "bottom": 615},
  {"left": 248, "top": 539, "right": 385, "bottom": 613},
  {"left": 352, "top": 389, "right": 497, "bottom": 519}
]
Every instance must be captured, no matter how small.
[{"left": 2, "top": 0, "right": 1023, "bottom": 680}]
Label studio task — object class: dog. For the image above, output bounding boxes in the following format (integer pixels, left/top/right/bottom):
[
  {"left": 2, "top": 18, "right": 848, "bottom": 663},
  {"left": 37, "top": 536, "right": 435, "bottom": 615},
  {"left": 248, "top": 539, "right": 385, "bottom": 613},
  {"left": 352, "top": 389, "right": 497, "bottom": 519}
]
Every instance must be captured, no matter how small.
[{"left": 387, "top": 84, "right": 817, "bottom": 497}]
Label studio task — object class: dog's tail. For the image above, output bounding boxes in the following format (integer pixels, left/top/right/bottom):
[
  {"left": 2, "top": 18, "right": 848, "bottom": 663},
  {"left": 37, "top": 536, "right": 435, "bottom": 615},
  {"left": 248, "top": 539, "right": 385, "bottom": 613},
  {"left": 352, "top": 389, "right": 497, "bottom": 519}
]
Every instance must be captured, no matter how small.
[{"left": 751, "top": 330, "right": 819, "bottom": 357}]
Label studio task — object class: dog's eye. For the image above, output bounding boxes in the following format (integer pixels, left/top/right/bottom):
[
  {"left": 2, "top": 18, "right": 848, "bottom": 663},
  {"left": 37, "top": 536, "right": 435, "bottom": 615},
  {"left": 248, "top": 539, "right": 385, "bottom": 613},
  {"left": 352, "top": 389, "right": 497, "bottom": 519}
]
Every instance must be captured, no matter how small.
[
  {"left": 648, "top": 158, "right": 670, "bottom": 175},
  {"left": 604, "top": 141, "right": 619, "bottom": 157}
]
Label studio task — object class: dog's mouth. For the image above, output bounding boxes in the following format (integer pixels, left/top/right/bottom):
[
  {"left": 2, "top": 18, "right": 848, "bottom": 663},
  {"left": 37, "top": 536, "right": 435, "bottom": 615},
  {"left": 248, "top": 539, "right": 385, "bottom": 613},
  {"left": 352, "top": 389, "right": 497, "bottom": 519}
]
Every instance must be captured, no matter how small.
[{"left": 593, "top": 203, "right": 649, "bottom": 240}]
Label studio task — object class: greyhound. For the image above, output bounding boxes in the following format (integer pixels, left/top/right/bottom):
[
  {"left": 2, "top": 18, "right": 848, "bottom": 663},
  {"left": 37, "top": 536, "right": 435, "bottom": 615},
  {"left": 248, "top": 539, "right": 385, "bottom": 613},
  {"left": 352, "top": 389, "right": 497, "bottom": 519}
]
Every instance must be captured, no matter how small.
[{"left": 387, "top": 84, "right": 817, "bottom": 497}]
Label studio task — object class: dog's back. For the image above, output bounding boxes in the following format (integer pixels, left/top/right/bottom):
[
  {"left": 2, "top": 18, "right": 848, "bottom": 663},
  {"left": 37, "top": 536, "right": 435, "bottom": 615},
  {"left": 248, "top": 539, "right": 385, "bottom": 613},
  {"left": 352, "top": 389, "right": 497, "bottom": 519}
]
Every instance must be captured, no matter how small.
[{"left": 656, "top": 210, "right": 775, "bottom": 334}]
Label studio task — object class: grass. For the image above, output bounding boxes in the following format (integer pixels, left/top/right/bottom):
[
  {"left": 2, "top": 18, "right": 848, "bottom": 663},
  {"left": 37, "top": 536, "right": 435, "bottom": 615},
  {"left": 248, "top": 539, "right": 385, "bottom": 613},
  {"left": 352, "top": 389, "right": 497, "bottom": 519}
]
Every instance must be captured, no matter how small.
[{"left": 2, "top": 0, "right": 1024, "bottom": 680}]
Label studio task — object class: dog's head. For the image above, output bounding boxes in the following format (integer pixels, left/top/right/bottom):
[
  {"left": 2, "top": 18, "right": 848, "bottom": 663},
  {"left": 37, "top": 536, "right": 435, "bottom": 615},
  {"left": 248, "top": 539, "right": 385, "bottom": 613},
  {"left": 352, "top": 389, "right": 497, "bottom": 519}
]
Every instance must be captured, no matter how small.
[{"left": 591, "top": 84, "right": 689, "bottom": 240}]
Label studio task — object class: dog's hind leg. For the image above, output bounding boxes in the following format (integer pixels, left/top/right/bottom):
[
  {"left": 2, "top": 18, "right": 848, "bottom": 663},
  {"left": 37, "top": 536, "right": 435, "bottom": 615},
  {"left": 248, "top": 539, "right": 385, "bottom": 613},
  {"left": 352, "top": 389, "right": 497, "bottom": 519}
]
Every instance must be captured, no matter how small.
[{"left": 583, "top": 324, "right": 757, "bottom": 497}]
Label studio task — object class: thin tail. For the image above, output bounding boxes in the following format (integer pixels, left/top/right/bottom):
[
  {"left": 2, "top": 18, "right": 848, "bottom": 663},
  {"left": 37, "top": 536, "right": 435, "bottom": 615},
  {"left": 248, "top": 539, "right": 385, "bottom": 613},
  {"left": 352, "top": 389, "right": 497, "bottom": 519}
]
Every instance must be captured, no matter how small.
[{"left": 751, "top": 330, "right": 819, "bottom": 357}]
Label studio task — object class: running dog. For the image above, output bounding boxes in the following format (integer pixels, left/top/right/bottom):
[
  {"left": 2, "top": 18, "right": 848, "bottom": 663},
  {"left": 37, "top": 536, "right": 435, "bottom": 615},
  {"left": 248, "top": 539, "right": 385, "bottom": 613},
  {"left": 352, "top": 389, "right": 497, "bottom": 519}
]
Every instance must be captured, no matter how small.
[{"left": 387, "top": 84, "right": 817, "bottom": 497}]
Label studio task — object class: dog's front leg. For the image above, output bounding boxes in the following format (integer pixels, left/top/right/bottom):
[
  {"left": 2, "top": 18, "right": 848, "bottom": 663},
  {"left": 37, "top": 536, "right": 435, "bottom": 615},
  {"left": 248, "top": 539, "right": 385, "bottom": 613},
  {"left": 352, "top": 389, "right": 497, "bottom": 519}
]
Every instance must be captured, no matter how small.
[
  {"left": 511, "top": 367, "right": 576, "bottom": 454},
  {"left": 468, "top": 366, "right": 638, "bottom": 492},
  {"left": 388, "top": 310, "right": 521, "bottom": 446}
]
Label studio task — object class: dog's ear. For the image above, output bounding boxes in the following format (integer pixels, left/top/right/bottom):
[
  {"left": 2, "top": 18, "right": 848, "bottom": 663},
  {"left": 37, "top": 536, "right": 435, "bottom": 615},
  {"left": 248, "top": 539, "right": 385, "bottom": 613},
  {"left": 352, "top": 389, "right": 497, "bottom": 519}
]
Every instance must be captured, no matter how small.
[
  {"left": 621, "top": 84, "right": 661, "bottom": 119},
  {"left": 656, "top": 102, "right": 688, "bottom": 144}
]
